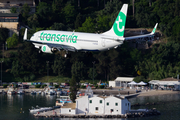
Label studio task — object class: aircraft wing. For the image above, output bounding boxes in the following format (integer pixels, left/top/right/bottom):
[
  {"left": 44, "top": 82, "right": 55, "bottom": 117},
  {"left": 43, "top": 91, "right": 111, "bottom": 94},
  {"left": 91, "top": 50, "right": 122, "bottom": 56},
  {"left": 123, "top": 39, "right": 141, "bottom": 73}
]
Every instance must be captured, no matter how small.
[
  {"left": 46, "top": 43, "right": 76, "bottom": 52},
  {"left": 124, "top": 23, "right": 158, "bottom": 41}
]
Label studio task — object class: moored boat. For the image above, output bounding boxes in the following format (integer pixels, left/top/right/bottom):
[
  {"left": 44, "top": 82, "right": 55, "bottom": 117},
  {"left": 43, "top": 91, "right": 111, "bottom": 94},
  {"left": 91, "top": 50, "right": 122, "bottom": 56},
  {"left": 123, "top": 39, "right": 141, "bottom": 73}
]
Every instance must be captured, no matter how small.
[{"left": 7, "top": 87, "right": 16, "bottom": 95}]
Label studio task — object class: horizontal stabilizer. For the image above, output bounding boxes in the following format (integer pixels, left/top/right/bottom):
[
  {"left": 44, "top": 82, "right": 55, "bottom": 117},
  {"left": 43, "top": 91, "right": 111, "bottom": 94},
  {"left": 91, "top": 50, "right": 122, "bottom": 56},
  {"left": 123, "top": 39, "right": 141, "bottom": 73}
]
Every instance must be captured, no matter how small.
[{"left": 23, "top": 28, "right": 27, "bottom": 40}]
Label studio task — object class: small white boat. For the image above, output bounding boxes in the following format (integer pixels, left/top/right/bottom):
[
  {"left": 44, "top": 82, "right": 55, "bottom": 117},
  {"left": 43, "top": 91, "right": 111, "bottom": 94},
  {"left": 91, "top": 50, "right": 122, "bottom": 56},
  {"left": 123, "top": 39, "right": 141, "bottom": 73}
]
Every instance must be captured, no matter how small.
[
  {"left": 37, "top": 91, "right": 42, "bottom": 94},
  {"left": 17, "top": 88, "right": 25, "bottom": 95},
  {"left": 7, "top": 87, "right": 16, "bottom": 95},
  {"left": 31, "top": 91, "right": 36, "bottom": 95},
  {"left": 44, "top": 86, "right": 56, "bottom": 95}
]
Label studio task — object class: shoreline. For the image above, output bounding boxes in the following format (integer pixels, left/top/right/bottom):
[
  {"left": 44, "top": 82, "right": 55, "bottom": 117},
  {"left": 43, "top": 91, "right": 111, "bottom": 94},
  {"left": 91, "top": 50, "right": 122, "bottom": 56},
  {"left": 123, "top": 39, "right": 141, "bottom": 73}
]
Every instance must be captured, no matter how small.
[{"left": 138, "top": 90, "right": 180, "bottom": 97}]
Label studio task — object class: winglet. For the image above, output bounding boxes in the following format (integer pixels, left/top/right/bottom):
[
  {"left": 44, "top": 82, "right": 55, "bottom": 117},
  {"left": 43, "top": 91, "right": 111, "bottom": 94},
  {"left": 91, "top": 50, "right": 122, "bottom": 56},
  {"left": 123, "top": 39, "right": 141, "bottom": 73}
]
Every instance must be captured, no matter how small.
[
  {"left": 23, "top": 28, "right": 27, "bottom": 40},
  {"left": 150, "top": 23, "right": 158, "bottom": 35}
]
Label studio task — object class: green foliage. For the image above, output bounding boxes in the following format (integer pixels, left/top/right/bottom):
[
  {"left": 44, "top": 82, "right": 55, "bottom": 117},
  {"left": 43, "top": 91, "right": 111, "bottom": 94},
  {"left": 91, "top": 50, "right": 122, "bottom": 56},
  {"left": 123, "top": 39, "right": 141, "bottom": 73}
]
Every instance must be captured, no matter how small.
[
  {"left": 21, "top": 3, "right": 30, "bottom": 24},
  {"left": 71, "top": 61, "right": 86, "bottom": 83},
  {"left": 70, "top": 75, "right": 78, "bottom": 102},
  {"left": 11, "top": 42, "right": 45, "bottom": 78},
  {"left": 28, "top": 14, "right": 39, "bottom": 28},
  {"left": 3, "top": 84, "right": 8, "bottom": 88},
  {"left": 49, "top": 23, "right": 66, "bottom": 30},
  {"left": 76, "top": 17, "right": 95, "bottom": 33},
  {"left": 2, "top": 0, "right": 180, "bottom": 84},
  {"left": 0, "top": 28, "right": 9, "bottom": 42},
  {"left": 6, "top": 33, "right": 18, "bottom": 48},
  {"left": 35, "top": 85, "right": 41, "bottom": 88},
  {"left": 42, "top": 84, "right": 47, "bottom": 88},
  {"left": 133, "top": 76, "right": 146, "bottom": 83},
  {"left": 63, "top": 3, "right": 77, "bottom": 24},
  {"left": 54, "top": 84, "right": 59, "bottom": 88},
  {"left": 75, "top": 13, "right": 83, "bottom": 29},
  {"left": 52, "top": 55, "right": 71, "bottom": 76},
  {"left": 88, "top": 68, "right": 97, "bottom": 80},
  {"left": 96, "top": 16, "right": 111, "bottom": 32},
  {"left": 10, "top": 7, "right": 17, "bottom": 13},
  {"left": 80, "top": 85, "right": 86, "bottom": 89},
  {"left": 99, "top": 85, "right": 105, "bottom": 89}
]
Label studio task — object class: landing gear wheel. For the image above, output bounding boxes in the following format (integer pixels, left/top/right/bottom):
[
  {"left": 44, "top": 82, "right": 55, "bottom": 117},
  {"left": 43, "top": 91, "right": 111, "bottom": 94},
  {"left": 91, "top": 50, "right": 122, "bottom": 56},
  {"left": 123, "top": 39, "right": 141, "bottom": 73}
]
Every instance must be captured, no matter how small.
[{"left": 64, "top": 54, "right": 67, "bottom": 58}]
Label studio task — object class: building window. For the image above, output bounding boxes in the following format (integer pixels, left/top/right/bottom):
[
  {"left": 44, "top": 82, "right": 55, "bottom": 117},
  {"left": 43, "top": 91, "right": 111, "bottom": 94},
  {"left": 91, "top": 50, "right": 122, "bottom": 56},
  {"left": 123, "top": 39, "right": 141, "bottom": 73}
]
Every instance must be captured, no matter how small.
[
  {"left": 89, "top": 100, "right": 92, "bottom": 103},
  {"left": 95, "top": 107, "right": 98, "bottom": 111},
  {"left": 107, "top": 102, "right": 109, "bottom": 106},
  {"left": 115, "top": 103, "right": 118, "bottom": 106},
  {"left": 117, "top": 110, "right": 118, "bottom": 112},
  {"left": 100, "top": 100, "right": 102, "bottom": 103},
  {"left": 69, "top": 110, "right": 71, "bottom": 112},
  {"left": 111, "top": 109, "right": 114, "bottom": 113},
  {"left": 125, "top": 103, "right": 127, "bottom": 106}
]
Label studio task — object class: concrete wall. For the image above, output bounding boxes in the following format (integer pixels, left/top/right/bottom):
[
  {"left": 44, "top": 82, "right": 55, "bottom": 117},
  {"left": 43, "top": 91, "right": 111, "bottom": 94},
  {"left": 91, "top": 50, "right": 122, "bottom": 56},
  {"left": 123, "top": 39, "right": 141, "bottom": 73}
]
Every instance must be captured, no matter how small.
[
  {"left": 121, "top": 99, "right": 131, "bottom": 114},
  {"left": 76, "top": 96, "right": 89, "bottom": 114},
  {"left": 109, "top": 81, "right": 115, "bottom": 87},
  {"left": 60, "top": 108, "right": 76, "bottom": 115},
  {"left": 105, "top": 96, "right": 122, "bottom": 114},
  {"left": 89, "top": 96, "right": 104, "bottom": 114},
  {"left": 0, "top": 22, "right": 18, "bottom": 35}
]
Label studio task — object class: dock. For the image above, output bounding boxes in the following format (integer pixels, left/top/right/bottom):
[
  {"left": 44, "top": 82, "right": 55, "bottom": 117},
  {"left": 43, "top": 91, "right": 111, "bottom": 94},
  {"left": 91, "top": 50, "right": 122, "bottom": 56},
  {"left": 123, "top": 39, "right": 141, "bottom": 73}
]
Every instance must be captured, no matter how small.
[{"left": 33, "top": 108, "right": 160, "bottom": 118}]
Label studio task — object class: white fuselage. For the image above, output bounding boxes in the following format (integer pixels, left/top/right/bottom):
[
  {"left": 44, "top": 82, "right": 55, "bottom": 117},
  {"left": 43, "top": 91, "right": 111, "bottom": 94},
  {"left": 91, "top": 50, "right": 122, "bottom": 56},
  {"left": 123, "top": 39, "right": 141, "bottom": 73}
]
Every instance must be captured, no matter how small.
[{"left": 30, "top": 30, "right": 123, "bottom": 51}]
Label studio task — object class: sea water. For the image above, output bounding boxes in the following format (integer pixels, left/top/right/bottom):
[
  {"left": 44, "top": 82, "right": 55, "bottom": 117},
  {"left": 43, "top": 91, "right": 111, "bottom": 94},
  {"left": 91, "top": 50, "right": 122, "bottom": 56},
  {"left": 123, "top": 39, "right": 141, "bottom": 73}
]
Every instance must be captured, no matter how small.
[{"left": 0, "top": 93, "right": 180, "bottom": 120}]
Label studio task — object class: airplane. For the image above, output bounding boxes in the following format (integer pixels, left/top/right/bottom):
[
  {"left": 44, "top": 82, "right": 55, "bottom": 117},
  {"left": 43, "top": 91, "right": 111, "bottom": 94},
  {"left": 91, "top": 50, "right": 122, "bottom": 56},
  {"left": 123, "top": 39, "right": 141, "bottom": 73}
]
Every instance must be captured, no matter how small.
[{"left": 23, "top": 4, "right": 158, "bottom": 57}]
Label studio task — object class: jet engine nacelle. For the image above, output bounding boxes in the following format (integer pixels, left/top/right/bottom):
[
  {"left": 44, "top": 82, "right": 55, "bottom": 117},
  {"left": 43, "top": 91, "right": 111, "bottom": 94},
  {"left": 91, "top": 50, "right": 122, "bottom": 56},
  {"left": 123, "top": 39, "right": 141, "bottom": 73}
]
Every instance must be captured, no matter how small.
[{"left": 41, "top": 45, "right": 52, "bottom": 53}]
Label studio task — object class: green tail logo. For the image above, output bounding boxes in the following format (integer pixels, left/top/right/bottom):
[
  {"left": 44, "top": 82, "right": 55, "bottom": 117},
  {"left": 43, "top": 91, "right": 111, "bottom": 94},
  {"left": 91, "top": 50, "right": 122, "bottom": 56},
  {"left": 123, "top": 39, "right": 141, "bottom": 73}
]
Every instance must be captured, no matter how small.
[{"left": 113, "top": 12, "right": 126, "bottom": 37}]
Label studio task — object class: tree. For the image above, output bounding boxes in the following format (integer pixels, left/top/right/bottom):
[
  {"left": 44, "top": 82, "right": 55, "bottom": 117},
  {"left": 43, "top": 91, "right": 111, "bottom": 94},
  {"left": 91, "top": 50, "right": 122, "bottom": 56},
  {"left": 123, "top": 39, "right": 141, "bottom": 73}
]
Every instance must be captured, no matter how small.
[
  {"left": 96, "top": 15, "right": 111, "bottom": 33},
  {"left": 63, "top": 2, "right": 77, "bottom": 24},
  {"left": 10, "top": 7, "right": 17, "bottom": 13},
  {"left": 52, "top": 55, "right": 71, "bottom": 76},
  {"left": 50, "top": 23, "right": 66, "bottom": 30},
  {"left": 69, "top": 75, "right": 78, "bottom": 102},
  {"left": 71, "top": 61, "right": 86, "bottom": 84},
  {"left": 88, "top": 68, "right": 97, "bottom": 80},
  {"left": 36, "top": 2, "right": 52, "bottom": 27},
  {"left": 76, "top": 17, "right": 96, "bottom": 33},
  {"left": 0, "top": 28, "right": 9, "bottom": 43},
  {"left": 11, "top": 42, "right": 45, "bottom": 77},
  {"left": 27, "top": 14, "right": 39, "bottom": 28},
  {"left": 21, "top": 3, "right": 30, "bottom": 24},
  {"left": 6, "top": 33, "right": 18, "bottom": 48},
  {"left": 74, "top": 13, "right": 83, "bottom": 29}
]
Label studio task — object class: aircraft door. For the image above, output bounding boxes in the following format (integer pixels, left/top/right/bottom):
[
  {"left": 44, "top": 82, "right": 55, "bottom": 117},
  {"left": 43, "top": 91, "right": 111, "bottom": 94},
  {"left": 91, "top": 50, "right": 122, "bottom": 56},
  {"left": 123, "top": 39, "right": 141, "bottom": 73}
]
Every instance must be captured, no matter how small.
[{"left": 101, "top": 39, "right": 105, "bottom": 47}]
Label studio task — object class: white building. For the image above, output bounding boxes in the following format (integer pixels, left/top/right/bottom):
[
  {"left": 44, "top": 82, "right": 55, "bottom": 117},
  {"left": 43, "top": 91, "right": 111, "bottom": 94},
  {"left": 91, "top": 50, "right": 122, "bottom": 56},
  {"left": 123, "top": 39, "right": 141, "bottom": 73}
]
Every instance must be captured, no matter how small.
[
  {"left": 60, "top": 103, "right": 76, "bottom": 115},
  {"left": 149, "top": 77, "right": 180, "bottom": 90},
  {"left": 59, "top": 86, "right": 131, "bottom": 115},
  {"left": 76, "top": 95, "right": 131, "bottom": 115},
  {"left": 109, "top": 77, "right": 134, "bottom": 88}
]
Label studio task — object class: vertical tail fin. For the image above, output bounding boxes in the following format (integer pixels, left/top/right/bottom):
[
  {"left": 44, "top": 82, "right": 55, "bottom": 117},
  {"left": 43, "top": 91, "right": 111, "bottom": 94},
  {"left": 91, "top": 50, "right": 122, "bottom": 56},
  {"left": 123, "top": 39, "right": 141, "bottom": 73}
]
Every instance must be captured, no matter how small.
[{"left": 103, "top": 4, "right": 128, "bottom": 38}]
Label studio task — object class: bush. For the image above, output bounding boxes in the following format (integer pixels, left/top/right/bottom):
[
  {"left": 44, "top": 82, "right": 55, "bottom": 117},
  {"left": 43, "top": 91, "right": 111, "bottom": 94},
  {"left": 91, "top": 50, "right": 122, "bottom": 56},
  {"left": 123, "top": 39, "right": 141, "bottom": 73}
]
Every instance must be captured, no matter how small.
[
  {"left": 35, "top": 85, "right": 41, "bottom": 88},
  {"left": 95, "top": 85, "right": 98, "bottom": 89},
  {"left": 42, "top": 84, "right": 47, "bottom": 88},
  {"left": 54, "top": 85, "right": 59, "bottom": 88},
  {"left": 80, "top": 85, "right": 86, "bottom": 89},
  {"left": 3, "top": 84, "right": 8, "bottom": 88},
  {"left": 99, "top": 85, "right": 105, "bottom": 89}
]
